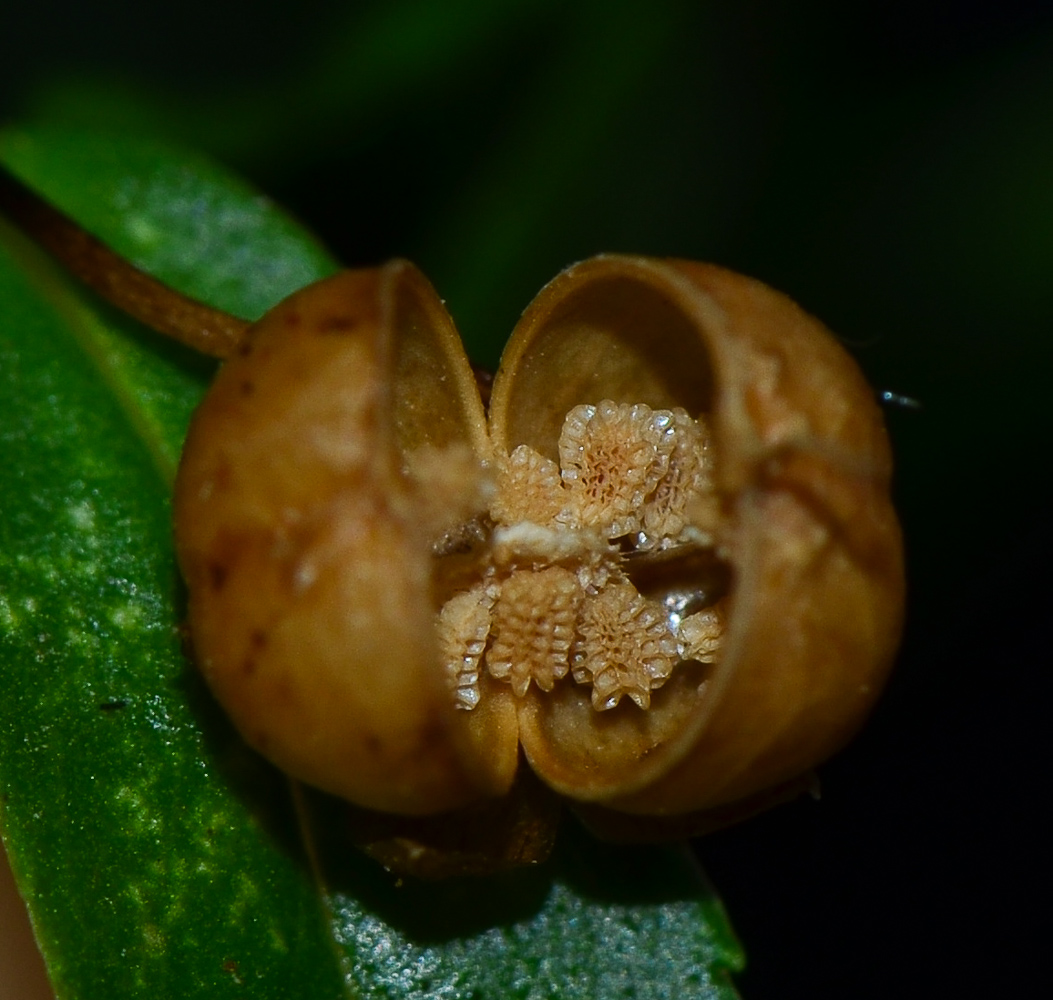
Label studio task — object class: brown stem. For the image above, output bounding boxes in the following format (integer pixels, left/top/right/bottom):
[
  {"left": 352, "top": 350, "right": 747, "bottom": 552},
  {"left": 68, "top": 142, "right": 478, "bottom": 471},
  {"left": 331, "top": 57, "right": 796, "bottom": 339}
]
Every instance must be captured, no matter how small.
[{"left": 0, "top": 163, "right": 249, "bottom": 359}]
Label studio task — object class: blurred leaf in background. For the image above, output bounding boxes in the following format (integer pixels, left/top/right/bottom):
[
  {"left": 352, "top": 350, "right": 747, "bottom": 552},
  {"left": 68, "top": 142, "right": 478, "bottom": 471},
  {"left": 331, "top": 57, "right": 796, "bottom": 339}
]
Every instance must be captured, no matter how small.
[{"left": 2, "top": 0, "right": 1052, "bottom": 997}]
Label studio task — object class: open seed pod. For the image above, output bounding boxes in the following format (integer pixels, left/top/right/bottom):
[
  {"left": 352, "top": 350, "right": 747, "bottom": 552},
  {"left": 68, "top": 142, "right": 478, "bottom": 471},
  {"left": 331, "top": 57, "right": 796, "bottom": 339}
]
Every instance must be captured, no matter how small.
[
  {"left": 487, "top": 257, "right": 903, "bottom": 829},
  {"left": 173, "top": 254, "right": 903, "bottom": 866}
]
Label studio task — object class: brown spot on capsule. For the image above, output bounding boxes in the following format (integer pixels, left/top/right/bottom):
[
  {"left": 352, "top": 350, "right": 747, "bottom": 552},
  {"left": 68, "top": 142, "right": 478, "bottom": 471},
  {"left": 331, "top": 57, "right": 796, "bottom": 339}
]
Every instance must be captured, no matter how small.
[
  {"left": 208, "top": 562, "right": 228, "bottom": 591},
  {"left": 317, "top": 314, "right": 359, "bottom": 334}
]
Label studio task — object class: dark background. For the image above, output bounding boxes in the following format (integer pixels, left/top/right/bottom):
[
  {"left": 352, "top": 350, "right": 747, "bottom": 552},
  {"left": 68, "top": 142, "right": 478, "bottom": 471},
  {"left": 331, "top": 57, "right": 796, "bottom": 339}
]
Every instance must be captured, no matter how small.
[{"left": 3, "top": 1, "right": 1050, "bottom": 996}]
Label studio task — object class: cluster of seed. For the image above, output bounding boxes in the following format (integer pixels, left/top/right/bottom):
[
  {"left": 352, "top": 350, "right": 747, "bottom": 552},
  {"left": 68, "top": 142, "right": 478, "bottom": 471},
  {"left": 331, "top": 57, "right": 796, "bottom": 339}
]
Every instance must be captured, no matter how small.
[{"left": 437, "top": 400, "right": 725, "bottom": 711}]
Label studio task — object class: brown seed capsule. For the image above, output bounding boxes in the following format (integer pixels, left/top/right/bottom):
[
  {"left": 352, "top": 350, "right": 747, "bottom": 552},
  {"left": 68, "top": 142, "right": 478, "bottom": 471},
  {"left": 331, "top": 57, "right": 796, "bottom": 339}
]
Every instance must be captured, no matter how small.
[
  {"left": 488, "top": 257, "right": 903, "bottom": 828},
  {"left": 173, "top": 254, "right": 903, "bottom": 852}
]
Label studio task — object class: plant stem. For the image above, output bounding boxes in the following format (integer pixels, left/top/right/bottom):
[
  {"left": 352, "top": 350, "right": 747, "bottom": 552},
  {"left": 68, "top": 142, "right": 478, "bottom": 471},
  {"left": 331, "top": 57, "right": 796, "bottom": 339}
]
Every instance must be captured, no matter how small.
[{"left": 0, "top": 163, "right": 248, "bottom": 358}]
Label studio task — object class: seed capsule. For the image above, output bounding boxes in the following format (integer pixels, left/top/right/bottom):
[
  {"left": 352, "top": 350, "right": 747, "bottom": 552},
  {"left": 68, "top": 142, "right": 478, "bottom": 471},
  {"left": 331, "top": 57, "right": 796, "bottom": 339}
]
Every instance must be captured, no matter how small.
[{"left": 173, "top": 254, "right": 903, "bottom": 856}]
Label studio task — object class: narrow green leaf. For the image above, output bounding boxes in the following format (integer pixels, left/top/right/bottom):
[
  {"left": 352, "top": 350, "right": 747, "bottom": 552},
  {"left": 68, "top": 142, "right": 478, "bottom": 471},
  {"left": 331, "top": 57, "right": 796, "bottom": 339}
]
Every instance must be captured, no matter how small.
[
  {"left": 0, "top": 132, "right": 347, "bottom": 999},
  {"left": 0, "top": 126, "right": 743, "bottom": 999}
]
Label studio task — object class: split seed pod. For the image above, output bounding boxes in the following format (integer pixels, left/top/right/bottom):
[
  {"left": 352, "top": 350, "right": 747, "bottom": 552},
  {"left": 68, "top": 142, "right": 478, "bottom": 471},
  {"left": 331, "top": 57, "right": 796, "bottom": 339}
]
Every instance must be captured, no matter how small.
[{"left": 173, "top": 255, "right": 903, "bottom": 866}]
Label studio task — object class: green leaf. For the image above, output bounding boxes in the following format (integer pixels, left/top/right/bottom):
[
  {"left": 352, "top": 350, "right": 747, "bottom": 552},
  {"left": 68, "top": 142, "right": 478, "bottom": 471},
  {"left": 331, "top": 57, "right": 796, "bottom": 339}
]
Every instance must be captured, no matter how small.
[{"left": 0, "top": 126, "right": 743, "bottom": 1000}]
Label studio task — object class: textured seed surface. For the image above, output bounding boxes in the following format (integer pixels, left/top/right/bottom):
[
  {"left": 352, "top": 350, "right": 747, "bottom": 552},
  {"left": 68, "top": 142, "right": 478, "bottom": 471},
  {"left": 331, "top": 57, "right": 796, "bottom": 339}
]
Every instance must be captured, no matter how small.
[
  {"left": 438, "top": 400, "right": 725, "bottom": 712},
  {"left": 437, "top": 587, "right": 493, "bottom": 709}
]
